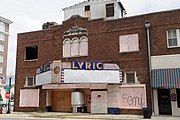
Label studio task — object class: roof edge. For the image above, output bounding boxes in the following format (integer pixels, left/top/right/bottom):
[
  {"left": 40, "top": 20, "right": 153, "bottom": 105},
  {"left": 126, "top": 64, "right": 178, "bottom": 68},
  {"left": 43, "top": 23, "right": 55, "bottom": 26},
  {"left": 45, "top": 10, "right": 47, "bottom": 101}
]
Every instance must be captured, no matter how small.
[{"left": 0, "top": 16, "right": 13, "bottom": 24}]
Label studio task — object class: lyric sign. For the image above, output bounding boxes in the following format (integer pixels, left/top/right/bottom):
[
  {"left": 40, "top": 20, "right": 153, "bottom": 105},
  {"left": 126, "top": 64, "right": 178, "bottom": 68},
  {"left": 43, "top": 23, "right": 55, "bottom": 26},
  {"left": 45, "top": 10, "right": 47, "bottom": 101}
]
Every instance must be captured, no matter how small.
[
  {"left": 72, "top": 60, "right": 103, "bottom": 70},
  {"left": 119, "top": 85, "right": 147, "bottom": 109}
]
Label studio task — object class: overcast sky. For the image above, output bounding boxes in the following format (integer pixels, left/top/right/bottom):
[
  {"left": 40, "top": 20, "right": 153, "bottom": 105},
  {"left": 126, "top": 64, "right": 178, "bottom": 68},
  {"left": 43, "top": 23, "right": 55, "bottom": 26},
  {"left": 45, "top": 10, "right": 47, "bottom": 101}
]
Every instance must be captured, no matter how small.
[{"left": 0, "top": 0, "right": 180, "bottom": 75}]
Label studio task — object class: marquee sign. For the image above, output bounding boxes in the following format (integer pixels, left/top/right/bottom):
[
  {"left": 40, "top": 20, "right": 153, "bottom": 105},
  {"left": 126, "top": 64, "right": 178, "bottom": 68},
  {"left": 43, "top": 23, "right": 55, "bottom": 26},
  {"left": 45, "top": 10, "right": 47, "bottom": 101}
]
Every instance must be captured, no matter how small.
[{"left": 72, "top": 60, "right": 103, "bottom": 70}]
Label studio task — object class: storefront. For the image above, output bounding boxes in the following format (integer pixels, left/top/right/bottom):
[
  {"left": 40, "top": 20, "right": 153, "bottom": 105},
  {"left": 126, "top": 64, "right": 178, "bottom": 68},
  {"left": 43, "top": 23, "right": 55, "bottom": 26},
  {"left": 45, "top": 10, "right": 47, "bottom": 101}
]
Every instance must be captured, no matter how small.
[
  {"left": 151, "top": 55, "right": 180, "bottom": 116},
  {"left": 34, "top": 60, "right": 147, "bottom": 113}
]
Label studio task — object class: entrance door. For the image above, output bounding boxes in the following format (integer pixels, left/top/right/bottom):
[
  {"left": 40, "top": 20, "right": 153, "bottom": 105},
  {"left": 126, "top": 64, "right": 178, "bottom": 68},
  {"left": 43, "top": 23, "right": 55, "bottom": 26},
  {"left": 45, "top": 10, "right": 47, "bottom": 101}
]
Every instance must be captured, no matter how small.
[
  {"left": 158, "top": 89, "right": 172, "bottom": 115},
  {"left": 52, "top": 91, "right": 71, "bottom": 112}
]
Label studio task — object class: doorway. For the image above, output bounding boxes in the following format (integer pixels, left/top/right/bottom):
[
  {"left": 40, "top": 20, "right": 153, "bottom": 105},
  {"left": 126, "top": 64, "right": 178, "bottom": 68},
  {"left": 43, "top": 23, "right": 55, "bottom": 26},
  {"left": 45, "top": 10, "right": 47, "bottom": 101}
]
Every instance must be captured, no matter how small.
[
  {"left": 52, "top": 91, "right": 71, "bottom": 112},
  {"left": 158, "top": 89, "right": 172, "bottom": 115}
]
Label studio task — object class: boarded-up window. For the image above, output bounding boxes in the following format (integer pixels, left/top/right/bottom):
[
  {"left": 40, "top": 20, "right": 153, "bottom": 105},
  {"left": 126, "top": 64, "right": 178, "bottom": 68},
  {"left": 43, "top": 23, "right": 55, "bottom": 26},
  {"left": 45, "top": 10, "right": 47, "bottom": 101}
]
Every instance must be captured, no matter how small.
[
  {"left": 119, "top": 34, "right": 139, "bottom": 53},
  {"left": 71, "top": 38, "right": 79, "bottom": 56},
  {"left": 63, "top": 36, "right": 88, "bottom": 58},
  {"left": 19, "top": 89, "right": 39, "bottom": 107},
  {"left": 80, "top": 36, "right": 88, "bottom": 56},
  {"left": 106, "top": 3, "right": 114, "bottom": 17},
  {"left": 25, "top": 46, "right": 38, "bottom": 60},
  {"left": 63, "top": 39, "right": 71, "bottom": 57}
]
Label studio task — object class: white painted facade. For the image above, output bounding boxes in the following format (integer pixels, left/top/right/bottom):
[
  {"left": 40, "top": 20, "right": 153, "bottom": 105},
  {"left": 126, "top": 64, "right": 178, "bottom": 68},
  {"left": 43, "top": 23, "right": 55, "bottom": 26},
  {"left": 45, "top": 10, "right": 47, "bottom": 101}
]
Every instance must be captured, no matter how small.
[
  {"left": 63, "top": 0, "right": 125, "bottom": 21},
  {"left": 151, "top": 54, "right": 180, "bottom": 69}
]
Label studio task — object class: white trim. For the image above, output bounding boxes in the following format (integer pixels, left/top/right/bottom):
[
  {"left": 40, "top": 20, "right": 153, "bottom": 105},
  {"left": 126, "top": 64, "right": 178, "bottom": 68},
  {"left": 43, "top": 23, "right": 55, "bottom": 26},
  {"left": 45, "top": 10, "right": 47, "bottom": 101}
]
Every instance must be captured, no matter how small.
[
  {"left": 124, "top": 71, "right": 139, "bottom": 84},
  {"left": 167, "top": 29, "right": 180, "bottom": 48},
  {"left": 63, "top": 36, "right": 88, "bottom": 58},
  {"left": 24, "top": 76, "right": 35, "bottom": 87}
]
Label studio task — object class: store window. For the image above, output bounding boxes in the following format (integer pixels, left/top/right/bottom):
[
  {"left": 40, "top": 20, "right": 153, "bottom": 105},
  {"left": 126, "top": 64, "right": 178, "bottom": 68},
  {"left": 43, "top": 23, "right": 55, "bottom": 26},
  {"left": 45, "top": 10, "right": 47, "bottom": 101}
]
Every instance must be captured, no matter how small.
[
  {"left": 167, "top": 29, "right": 180, "bottom": 48},
  {"left": 0, "top": 33, "right": 5, "bottom": 41},
  {"left": 25, "top": 76, "right": 35, "bottom": 87},
  {"left": 106, "top": 3, "right": 114, "bottom": 17},
  {"left": 124, "top": 72, "right": 138, "bottom": 84},
  {"left": 119, "top": 34, "right": 139, "bottom": 53},
  {"left": 63, "top": 36, "right": 88, "bottom": 58},
  {"left": 0, "top": 22, "right": 5, "bottom": 32},
  {"left": 177, "top": 89, "right": 180, "bottom": 108},
  {"left": 0, "top": 44, "right": 4, "bottom": 52},
  {"left": 25, "top": 46, "right": 38, "bottom": 61}
]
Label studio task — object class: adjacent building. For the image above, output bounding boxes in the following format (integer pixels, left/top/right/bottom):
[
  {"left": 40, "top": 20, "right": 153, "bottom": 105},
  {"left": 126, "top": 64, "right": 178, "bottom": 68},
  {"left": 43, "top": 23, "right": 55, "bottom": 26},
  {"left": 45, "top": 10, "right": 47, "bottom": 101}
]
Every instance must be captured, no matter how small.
[
  {"left": 0, "top": 16, "right": 12, "bottom": 84},
  {"left": 15, "top": 0, "right": 180, "bottom": 117}
]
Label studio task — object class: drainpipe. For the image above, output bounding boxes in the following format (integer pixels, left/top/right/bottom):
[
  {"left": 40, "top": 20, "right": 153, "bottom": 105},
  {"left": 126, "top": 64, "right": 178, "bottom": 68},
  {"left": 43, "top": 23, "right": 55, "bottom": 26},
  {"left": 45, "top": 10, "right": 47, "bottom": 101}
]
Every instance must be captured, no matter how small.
[{"left": 145, "top": 21, "right": 154, "bottom": 116}]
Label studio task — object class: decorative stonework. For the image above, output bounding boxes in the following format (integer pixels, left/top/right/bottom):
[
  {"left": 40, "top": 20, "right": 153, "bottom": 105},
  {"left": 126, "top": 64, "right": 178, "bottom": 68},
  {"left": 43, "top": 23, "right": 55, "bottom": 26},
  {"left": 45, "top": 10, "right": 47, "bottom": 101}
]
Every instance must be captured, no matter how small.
[{"left": 64, "top": 25, "right": 87, "bottom": 36}]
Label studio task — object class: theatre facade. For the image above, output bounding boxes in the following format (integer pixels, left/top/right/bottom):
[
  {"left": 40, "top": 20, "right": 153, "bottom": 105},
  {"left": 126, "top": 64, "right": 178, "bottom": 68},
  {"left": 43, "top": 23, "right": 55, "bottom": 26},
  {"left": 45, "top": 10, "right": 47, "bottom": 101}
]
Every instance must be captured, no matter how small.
[
  {"left": 15, "top": 13, "right": 151, "bottom": 114},
  {"left": 15, "top": 5, "right": 180, "bottom": 116}
]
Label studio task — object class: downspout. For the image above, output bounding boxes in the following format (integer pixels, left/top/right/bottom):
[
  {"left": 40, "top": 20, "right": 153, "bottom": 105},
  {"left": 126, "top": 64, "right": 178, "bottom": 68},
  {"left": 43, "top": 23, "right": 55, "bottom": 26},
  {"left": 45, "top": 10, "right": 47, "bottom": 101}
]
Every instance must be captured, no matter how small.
[{"left": 144, "top": 21, "right": 154, "bottom": 116}]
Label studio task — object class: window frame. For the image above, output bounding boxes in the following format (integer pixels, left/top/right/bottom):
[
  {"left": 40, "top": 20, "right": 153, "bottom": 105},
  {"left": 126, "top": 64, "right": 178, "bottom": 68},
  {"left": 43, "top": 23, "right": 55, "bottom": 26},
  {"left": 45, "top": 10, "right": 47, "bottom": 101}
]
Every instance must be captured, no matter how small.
[
  {"left": 0, "top": 33, "right": 5, "bottom": 41},
  {"left": 79, "top": 36, "right": 88, "bottom": 56},
  {"left": 0, "top": 22, "right": 5, "bottom": 32},
  {"left": 106, "top": 3, "right": 114, "bottom": 18},
  {"left": 0, "top": 55, "right": 3, "bottom": 62},
  {"left": 0, "top": 44, "right": 4, "bottom": 52},
  {"left": 25, "top": 76, "right": 35, "bottom": 87},
  {"left": 85, "top": 5, "right": 90, "bottom": 11},
  {"left": 63, "top": 36, "right": 88, "bottom": 58},
  {"left": 25, "top": 45, "right": 38, "bottom": 61},
  {"left": 71, "top": 37, "right": 80, "bottom": 57},
  {"left": 63, "top": 38, "right": 71, "bottom": 58},
  {"left": 167, "top": 29, "right": 180, "bottom": 48},
  {"left": 124, "top": 71, "right": 139, "bottom": 84}
]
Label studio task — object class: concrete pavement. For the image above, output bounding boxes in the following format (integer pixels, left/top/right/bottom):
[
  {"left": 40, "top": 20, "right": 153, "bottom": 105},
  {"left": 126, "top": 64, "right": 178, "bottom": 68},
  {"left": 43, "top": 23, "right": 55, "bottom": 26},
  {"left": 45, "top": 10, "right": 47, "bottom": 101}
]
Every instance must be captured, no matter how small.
[{"left": 0, "top": 112, "right": 179, "bottom": 120}]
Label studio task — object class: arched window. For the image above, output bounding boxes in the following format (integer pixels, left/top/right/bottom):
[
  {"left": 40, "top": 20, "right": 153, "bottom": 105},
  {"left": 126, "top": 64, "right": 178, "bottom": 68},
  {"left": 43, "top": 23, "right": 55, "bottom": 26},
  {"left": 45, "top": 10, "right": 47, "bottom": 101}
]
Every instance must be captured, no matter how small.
[
  {"left": 80, "top": 36, "right": 88, "bottom": 56},
  {"left": 63, "top": 39, "right": 71, "bottom": 57},
  {"left": 71, "top": 37, "right": 79, "bottom": 56}
]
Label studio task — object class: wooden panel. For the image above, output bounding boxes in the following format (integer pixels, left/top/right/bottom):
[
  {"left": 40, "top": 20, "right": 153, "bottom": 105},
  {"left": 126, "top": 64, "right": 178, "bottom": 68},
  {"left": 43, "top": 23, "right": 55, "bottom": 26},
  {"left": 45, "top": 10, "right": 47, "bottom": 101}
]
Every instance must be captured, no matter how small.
[{"left": 52, "top": 91, "right": 71, "bottom": 112}]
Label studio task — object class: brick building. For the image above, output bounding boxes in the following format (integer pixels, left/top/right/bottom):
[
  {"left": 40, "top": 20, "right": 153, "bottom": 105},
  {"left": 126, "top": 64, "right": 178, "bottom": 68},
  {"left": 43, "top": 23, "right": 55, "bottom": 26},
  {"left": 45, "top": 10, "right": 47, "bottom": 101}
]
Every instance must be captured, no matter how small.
[{"left": 15, "top": 0, "right": 180, "bottom": 117}]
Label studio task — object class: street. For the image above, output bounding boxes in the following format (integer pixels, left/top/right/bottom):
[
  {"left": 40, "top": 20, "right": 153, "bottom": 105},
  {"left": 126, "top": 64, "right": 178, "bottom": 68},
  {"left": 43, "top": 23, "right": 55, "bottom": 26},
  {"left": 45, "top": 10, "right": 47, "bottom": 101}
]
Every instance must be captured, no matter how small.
[{"left": 0, "top": 117, "right": 97, "bottom": 120}]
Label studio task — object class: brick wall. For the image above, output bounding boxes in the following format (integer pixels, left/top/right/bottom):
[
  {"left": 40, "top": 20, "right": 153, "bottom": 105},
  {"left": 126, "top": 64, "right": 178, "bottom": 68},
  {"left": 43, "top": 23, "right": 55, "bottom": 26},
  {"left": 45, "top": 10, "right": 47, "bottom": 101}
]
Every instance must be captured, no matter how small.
[{"left": 15, "top": 9, "right": 180, "bottom": 114}]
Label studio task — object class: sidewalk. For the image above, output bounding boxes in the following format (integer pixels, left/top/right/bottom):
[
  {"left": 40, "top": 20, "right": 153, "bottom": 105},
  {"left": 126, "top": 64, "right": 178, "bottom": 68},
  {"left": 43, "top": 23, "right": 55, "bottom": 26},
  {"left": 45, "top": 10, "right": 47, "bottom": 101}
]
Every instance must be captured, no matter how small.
[{"left": 0, "top": 112, "right": 180, "bottom": 120}]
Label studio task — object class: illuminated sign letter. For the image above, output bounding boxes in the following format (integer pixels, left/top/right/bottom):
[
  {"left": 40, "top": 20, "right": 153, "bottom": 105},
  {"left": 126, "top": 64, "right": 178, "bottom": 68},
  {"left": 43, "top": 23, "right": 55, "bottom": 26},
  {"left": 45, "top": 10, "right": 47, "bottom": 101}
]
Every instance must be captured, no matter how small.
[
  {"left": 86, "top": 62, "right": 91, "bottom": 70},
  {"left": 72, "top": 60, "right": 103, "bottom": 70},
  {"left": 96, "top": 62, "right": 103, "bottom": 70},
  {"left": 72, "top": 61, "right": 78, "bottom": 69}
]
